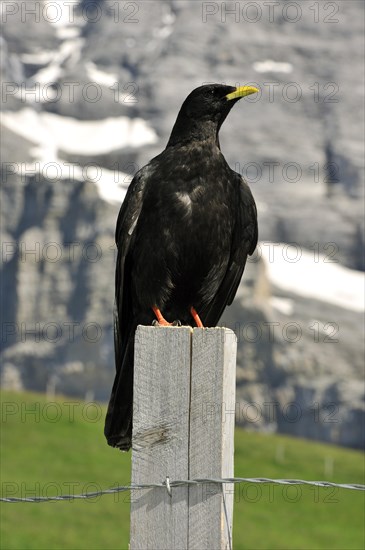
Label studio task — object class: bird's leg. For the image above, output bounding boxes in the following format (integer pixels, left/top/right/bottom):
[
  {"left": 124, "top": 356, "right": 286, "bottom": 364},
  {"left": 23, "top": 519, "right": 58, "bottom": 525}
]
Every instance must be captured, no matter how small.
[
  {"left": 152, "top": 306, "right": 174, "bottom": 326},
  {"left": 190, "top": 306, "right": 204, "bottom": 328}
]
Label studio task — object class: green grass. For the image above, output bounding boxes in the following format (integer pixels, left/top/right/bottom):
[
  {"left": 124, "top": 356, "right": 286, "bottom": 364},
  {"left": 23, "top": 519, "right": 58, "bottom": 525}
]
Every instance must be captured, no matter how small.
[{"left": 1, "top": 390, "right": 364, "bottom": 550}]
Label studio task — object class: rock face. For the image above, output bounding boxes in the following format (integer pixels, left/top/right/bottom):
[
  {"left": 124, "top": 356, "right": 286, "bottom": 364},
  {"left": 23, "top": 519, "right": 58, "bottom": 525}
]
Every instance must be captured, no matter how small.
[{"left": 1, "top": 1, "right": 364, "bottom": 448}]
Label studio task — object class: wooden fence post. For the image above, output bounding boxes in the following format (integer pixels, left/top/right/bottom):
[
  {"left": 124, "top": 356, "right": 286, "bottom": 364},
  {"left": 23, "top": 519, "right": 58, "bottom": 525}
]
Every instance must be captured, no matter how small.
[{"left": 130, "top": 326, "right": 237, "bottom": 550}]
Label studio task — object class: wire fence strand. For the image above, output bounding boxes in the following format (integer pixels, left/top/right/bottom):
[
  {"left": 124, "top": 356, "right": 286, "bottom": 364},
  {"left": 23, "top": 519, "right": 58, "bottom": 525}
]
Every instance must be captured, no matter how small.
[{"left": 1, "top": 477, "right": 364, "bottom": 503}]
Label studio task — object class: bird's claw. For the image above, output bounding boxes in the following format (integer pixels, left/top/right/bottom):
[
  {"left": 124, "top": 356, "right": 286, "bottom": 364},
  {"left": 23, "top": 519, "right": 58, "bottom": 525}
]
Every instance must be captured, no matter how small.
[{"left": 152, "top": 319, "right": 181, "bottom": 327}]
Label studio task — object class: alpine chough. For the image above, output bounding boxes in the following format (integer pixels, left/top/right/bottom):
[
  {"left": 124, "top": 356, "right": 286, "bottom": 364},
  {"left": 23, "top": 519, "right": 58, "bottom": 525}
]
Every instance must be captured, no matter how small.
[{"left": 105, "top": 84, "right": 259, "bottom": 450}]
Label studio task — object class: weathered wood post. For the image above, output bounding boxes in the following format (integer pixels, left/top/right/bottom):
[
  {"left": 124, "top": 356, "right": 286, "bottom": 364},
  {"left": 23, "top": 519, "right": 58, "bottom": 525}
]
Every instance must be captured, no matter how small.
[{"left": 130, "top": 326, "right": 237, "bottom": 550}]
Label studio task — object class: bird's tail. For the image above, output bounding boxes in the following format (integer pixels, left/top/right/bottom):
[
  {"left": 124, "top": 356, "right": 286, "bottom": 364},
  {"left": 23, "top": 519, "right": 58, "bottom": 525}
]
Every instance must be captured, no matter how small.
[{"left": 104, "top": 328, "right": 135, "bottom": 451}]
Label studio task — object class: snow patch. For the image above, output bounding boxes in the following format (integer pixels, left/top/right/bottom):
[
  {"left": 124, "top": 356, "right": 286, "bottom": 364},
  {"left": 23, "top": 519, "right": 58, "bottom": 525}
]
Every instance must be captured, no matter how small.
[
  {"left": 153, "top": 26, "right": 173, "bottom": 40},
  {"left": 42, "top": 0, "right": 83, "bottom": 39},
  {"left": 253, "top": 60, "right": 293, "bottom": 74},
  {"left": 56, "top": 26, "right": 81, "bottom": 40},
  {"left": 270, "top": 297, "right": 294, "bottom": 315},
  {"left": 1, "top": 107, "right": 152, "bottom": 204},
  {"left": 261, "top": 242, "right": 364, "bottom": 312},
  {"left": 92, "top": 167, "right": 130, "bottom": 204},
  {"left": 11, "top": 158, "right": 129, "bottom": 205},
  {"left": 84, "top": 62, "right": 136, "bottom": 105},
  {"left": 85, "top": 61, "right": 118, "bottom": 88},
  {"left": 1, "top": 108, "right": 158, "bottom": 155},
  {"left": 30, "top": 37, "right": 84, "bottom": 85},
  {"left": 21, "top": 51, "right": 57, "bottom": 65},
  {"left": 19, "top": 0, "right": 84, "bottom": 93},
  {"left": 42, "top": 0, "right": 78, "bottom": 28}
]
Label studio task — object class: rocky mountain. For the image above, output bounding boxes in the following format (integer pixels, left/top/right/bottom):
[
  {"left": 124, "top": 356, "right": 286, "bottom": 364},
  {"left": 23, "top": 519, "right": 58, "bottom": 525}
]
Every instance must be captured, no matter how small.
[{"left": 1, "top": 0, "right": 364, "bottom": 448}]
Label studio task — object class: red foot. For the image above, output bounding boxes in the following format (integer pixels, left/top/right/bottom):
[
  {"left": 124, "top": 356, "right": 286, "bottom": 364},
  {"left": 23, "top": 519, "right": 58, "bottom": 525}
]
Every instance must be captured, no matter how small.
[
  {"left": 190, "top": 306, "right": 204, "bottom": 328},
  {"left": 152, "top": 306, "right": 173, "bottom": 326}
]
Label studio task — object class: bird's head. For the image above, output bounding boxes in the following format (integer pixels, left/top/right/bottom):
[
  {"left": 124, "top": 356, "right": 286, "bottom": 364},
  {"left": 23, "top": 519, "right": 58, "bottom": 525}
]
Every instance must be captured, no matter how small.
[{"left": 167, "top": 83, "right": 259, "bottom": 147}]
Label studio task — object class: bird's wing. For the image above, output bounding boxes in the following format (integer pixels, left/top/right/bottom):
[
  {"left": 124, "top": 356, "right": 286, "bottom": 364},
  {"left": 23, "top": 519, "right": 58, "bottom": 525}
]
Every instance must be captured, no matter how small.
[
  {"left": 114, "top": 169, "right": 147, "bottom": 368},
  {"left": 202, "top": 176, "right": 258, "bottom": 327},
  {"left": 104, "top": 169, "right": 150, "bottom": 449}
]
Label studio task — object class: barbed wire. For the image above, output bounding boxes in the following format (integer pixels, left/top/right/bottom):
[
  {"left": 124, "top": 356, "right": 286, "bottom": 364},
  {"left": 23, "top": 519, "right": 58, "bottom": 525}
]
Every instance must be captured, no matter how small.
[{"left": 1, "top": 477, "right": 364, "bottom": 503}]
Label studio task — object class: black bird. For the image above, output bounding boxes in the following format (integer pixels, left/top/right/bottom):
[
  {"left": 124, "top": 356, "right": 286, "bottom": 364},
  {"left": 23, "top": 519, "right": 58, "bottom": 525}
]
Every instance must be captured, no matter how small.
[{"left": 105, "top": 84, "right": 259, "bottom": 450}]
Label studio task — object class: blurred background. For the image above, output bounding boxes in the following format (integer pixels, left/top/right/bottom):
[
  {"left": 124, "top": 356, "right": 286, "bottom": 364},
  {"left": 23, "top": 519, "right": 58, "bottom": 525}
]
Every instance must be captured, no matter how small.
[
  {"left": 1, "top": 2, "right": 364, "bottom": 549},
  {"left": 1, "top": 0, "right": 364, "bottom": 451}
]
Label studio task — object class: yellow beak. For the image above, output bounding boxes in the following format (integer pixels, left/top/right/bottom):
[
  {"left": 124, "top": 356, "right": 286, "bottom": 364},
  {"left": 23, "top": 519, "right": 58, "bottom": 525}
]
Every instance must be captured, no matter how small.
[{"left": 226, "top": 86, "right": 259, "bottom": 101}]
